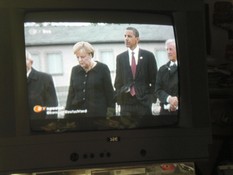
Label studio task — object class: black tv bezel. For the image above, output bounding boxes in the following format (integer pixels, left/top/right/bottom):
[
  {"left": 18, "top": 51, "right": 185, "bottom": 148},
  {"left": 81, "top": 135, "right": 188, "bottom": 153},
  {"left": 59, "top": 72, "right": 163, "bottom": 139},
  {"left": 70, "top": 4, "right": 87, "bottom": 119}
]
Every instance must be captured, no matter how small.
[
  {"left": 0, "top": 0, "right": 211, "bottom": 173},
  {"left": 24, "top": 14, "right": 179, "bottom": 133}
]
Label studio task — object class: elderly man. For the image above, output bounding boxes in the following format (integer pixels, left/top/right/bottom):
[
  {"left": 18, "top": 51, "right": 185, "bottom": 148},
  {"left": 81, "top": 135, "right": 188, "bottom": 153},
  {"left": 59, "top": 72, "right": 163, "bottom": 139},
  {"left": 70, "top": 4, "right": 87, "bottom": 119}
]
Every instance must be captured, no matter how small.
[
  {"left": 26, "top": 50, "right": 58, "bottom": 119},
  {"left": 155, "top": 39, "right": 178, "bottom": 115}
]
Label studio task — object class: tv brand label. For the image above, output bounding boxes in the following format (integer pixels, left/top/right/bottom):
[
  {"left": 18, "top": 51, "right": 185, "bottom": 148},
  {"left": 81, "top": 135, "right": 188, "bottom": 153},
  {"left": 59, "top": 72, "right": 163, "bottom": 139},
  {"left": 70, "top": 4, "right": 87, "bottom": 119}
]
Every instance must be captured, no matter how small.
[{"left": 107, "top": 136, "right": 120, "bottom": 142}]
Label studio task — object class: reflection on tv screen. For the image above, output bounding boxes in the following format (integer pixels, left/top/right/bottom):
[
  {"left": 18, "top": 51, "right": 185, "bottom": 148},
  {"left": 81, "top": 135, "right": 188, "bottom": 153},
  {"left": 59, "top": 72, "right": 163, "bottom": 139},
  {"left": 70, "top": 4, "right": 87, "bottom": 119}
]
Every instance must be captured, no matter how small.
[{"left": 24, "top": 22, "right": 179, "bottom": 132}]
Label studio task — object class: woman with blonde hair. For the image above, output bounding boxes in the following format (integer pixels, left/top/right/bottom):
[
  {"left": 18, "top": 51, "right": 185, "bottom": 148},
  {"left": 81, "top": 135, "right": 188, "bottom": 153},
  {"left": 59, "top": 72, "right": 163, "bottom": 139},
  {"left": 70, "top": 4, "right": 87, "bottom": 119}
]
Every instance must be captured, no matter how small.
[{"left": 65, "top": 41, "right": 114, "bottom": 117}]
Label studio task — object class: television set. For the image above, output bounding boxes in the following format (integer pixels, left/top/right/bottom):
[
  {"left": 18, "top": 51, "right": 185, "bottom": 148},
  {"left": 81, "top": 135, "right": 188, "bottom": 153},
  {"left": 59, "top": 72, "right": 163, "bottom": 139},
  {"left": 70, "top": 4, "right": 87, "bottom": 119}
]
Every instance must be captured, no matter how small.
[{"left": 0, "top": 0, "right": 211, "bottom": 174}]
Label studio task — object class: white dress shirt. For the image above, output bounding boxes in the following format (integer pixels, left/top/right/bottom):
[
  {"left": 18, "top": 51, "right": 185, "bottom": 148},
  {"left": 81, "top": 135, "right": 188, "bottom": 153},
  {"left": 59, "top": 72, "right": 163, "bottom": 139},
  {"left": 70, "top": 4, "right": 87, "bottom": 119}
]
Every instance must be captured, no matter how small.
[{"left": 128, "top": 45, "right": 139, "bottom": 66}]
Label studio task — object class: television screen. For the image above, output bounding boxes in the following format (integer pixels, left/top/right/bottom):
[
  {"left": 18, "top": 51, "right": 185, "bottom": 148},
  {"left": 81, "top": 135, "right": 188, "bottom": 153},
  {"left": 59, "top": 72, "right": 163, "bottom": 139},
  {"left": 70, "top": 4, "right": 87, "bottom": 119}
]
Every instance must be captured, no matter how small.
[{"left": 25, "top": 18, "right": 179, "bottom": 133}]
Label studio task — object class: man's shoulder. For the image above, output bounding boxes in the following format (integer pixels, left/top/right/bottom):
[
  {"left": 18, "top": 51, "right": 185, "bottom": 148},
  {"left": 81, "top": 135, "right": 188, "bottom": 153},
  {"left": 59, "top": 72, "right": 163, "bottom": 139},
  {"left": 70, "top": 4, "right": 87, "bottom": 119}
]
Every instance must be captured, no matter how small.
[
  {"left": 159, "top": 62, "right": 170, "bottom": 72},
  {"left": 139, "top": 48, "right": 154, "bottom": 55},
  {"left": 32, "top": 69, "right": 52, "bottom": 80},
  {"left": 117, "top": 50, "right": 128, "bottom": 57}
]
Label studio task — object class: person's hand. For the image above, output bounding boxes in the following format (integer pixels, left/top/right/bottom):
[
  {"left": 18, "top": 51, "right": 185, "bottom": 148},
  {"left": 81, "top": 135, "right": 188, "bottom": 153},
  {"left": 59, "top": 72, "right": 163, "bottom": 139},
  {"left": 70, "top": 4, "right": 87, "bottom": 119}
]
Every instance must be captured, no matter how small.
[
  {"left": 170, "top": 105, "right": 177, "bottom": 112},
  {"left": 169, "top": 96, "right": 178, "bottom": 111}
]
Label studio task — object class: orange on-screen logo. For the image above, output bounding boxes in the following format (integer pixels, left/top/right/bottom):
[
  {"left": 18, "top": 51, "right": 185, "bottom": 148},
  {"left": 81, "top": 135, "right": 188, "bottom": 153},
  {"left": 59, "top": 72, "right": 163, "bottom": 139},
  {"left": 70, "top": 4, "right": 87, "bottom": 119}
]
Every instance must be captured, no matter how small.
[{"left": 33, "top": 105, "right": 46, "bottom": 113}]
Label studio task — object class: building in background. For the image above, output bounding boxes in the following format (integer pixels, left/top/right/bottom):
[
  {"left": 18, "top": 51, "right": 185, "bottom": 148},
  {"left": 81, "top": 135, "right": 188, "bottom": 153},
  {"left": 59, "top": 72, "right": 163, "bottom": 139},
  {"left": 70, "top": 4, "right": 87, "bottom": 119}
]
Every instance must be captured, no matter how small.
[{"left": 25, "top": 23, "right": 175, "bottom": 107}]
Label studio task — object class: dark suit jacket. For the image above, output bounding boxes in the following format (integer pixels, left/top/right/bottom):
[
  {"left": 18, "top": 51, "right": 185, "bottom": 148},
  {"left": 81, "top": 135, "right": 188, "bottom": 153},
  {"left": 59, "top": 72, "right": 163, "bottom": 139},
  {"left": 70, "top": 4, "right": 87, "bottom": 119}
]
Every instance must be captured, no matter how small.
[
  {"left": 114, "top": 48, "right": 157, "bottom": 107},
  {"left": 27, "top": 68, "right": 58, "bottom": 119},
  {"left": 155, "top": 61, "right": 178, "bottom": 109},
  {"left": 65, "top": 62, "right": 114, "bottom": 117}
]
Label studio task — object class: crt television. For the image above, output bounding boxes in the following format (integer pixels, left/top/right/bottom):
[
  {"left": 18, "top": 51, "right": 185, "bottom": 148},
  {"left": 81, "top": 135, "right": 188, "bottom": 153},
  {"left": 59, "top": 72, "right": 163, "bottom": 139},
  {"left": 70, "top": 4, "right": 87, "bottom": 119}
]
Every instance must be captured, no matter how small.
[{"left": 0, "top": 0, "right": 211, "bottom": 174}]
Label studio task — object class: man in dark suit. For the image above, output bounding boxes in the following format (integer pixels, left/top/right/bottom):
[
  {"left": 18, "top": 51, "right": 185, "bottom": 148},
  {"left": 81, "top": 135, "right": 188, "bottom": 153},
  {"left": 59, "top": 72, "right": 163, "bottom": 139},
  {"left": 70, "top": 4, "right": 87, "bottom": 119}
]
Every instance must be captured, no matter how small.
[
  {"left": 155, "top": 39, "right": 178, "bottom": 115},
  {"left": 26, "top": 50, "right": 58, "bottom": 119},
  {"left": 114, "top": 27, "right": 157, "bottom": 117}
]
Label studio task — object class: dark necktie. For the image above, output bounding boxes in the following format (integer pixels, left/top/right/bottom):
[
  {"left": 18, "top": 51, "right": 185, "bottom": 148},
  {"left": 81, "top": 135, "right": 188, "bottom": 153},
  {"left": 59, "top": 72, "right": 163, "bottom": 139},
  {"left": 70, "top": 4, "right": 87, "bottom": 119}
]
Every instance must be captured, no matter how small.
[
  {"left": 130, "top": 52, "right": 136, "bottom": 96},
  {"left": 169, "top": 64, "right": 177, "bottom": 74},
  {"left": 131, "top": 52, "right": 136, "bottom": 78}
]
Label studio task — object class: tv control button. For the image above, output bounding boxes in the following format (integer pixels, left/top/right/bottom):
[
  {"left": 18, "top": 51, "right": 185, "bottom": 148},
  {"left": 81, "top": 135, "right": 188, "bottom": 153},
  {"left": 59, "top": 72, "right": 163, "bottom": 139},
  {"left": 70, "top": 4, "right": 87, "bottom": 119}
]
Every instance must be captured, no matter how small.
[{"left": 70, "top": 152, "right": 79, "bottom": 162}]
